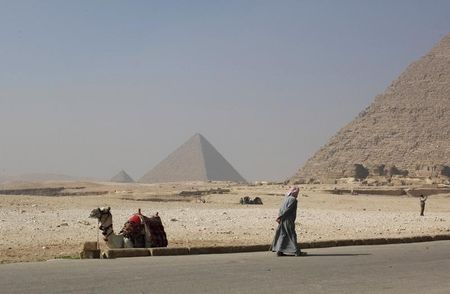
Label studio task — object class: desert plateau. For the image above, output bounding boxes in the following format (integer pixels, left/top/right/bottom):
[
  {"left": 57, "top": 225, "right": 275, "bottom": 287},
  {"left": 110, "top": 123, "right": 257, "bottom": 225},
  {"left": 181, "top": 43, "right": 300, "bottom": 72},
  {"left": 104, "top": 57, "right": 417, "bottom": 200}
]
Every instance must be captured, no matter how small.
[{"left": 1, "top": 180, "right": 450, "bottom": 264}]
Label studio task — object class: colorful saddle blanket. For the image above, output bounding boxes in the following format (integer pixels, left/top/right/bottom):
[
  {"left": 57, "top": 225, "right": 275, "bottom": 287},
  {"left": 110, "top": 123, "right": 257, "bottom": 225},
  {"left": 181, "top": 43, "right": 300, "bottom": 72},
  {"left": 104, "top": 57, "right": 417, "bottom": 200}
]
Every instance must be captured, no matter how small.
[{"left": 121, "top": 213, "right": 168, "bottom": 248}]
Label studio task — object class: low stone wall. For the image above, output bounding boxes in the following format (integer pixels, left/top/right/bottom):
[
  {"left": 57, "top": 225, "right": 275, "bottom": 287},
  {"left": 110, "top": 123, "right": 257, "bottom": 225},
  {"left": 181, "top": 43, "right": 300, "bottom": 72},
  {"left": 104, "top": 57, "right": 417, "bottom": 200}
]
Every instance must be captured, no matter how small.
[
  {"left": 327, "top": 187, "right": 450, "bottom": 197},
  {"left": 405, "top": 188, "right": 450, "bottom": 197},
  {"left": 0, "top": 187, "right": 65, "bottom": 196},
  {"left": 0, "top": 187, "right": 108, "bottom": 197},
  {"left": 326, "top": 188, "right": 406, "bottom": 196},
  {"left": 80, "top": 234, "right": 450, "bottom": 259}
]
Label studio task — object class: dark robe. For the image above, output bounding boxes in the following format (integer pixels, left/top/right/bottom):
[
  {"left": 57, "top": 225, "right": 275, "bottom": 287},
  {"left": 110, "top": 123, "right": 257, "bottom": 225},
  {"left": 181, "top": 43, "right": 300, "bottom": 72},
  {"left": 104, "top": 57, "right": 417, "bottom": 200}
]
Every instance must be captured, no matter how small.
[{"left": 271, "top": 194, "right": 300, "bottom": 254}]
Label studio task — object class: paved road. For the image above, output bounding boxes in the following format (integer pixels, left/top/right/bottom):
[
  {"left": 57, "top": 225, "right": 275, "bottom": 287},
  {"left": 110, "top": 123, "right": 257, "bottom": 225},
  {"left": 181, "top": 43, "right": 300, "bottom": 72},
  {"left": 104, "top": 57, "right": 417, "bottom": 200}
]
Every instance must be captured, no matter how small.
[{"left": 1, "top": 241, "right": 449, "bottom": 294}]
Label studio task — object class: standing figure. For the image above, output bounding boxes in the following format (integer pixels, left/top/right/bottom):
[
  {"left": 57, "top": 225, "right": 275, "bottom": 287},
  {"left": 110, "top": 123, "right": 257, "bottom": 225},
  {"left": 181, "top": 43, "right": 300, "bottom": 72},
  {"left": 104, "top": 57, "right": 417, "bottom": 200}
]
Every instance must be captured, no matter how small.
[
  {"left": 271, "top": 186, "right": 306, "bottom": 256},
  {"left": 419, "top": 194, "right": 428, "bottom": 216}
]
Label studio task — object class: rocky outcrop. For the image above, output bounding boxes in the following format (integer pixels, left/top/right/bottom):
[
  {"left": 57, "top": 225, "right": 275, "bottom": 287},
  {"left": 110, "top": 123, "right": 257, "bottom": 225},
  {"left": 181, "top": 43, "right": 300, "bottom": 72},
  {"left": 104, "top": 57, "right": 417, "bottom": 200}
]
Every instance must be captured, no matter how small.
[{"left": 290, "top": 34, "right": 450, "bottom": 184}]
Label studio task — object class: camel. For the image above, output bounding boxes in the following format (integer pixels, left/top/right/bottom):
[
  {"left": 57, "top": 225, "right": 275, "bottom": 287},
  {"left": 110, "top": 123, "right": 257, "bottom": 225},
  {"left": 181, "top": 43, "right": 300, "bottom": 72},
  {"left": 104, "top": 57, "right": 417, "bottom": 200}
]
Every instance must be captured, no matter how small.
[
  {"left": 240, "top": 196, "right": 263, "bottom": 205},
  {"left": 89, "top": 207, "right": 168, "bottom": 249}
]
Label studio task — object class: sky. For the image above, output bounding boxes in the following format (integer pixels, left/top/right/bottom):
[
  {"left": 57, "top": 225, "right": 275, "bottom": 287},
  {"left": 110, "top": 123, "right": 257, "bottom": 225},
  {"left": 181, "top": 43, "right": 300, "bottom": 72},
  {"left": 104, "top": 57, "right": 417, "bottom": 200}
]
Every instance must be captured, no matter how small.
[{"left": 0, "top": 0, "right": 449, "bottom": 182}]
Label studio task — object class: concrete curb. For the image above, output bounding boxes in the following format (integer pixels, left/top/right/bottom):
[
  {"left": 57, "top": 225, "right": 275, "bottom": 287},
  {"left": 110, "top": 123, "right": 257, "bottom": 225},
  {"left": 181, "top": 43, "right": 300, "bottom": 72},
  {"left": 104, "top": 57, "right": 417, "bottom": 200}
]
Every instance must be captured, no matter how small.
[
  {"left": 189, "top": 245, "right": 270, "bottom": 255},
  {"left": 81, "top": 234, "right": 450, "bottom": 259},
  {"left": 151, "top": 247, "right": 190, "bottom": 256},
  {"left": 300, "top": 234, "right": 450, "bottom": 249},
  {"left": 105, "top": 248, "right": 150, "bottom": 259}
]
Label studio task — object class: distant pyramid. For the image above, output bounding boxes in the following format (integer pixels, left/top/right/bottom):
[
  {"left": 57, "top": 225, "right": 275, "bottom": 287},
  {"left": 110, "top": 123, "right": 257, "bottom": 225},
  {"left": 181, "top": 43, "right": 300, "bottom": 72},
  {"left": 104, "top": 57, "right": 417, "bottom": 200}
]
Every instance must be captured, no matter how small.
[
  {"left": 139, "top": 133, "right": 246, "bottom": 183},
  {"left": 110, "top": 170, "right": 134, "bottom": 183},
  {"left": 290, "top": 33, "right": 450, "bottom": 183}
]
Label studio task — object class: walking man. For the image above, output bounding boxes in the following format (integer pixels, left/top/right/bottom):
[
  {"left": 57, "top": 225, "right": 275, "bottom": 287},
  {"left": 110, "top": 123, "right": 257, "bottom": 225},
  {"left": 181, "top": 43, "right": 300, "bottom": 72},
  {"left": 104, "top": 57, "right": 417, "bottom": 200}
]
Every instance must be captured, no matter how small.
[
  {"left": 420, "top": 194, "right": 428, "bottom": 216},
  {"left": 271, "top": 186, "right": 306, "bottom": 256}
]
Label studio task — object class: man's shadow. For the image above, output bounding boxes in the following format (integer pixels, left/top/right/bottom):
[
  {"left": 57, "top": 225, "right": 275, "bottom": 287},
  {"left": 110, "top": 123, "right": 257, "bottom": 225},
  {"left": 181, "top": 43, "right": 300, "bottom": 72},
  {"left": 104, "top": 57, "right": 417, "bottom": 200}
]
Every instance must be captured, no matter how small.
[{"left": 302, "top": 253, "right": 371, "bottom": 257}]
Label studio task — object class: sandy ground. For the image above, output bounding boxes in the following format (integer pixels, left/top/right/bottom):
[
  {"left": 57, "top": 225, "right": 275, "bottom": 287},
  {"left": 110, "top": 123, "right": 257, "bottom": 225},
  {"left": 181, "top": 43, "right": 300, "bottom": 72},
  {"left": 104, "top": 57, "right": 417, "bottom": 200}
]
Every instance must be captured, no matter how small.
[{"left": 1, "top": 181, "right": 450, "bottom": 264}]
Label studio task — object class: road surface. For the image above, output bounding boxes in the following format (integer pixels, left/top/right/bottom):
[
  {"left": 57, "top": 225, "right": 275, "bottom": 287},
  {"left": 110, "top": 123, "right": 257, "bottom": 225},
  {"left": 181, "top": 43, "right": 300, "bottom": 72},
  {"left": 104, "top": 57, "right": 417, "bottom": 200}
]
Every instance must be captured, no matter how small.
[{"left": 1, "top": 241, "right": 449, "bottom": 293}]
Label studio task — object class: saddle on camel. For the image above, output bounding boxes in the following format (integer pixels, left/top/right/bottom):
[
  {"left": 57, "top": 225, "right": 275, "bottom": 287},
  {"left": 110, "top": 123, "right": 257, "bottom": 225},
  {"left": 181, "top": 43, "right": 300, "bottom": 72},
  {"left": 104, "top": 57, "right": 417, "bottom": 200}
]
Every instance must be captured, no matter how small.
[
  {"left": 120, "top": 209, "right": 168, "bottom": 248},
  {"left": 89, "top": 207, "right": 168, "bottom": 249}
]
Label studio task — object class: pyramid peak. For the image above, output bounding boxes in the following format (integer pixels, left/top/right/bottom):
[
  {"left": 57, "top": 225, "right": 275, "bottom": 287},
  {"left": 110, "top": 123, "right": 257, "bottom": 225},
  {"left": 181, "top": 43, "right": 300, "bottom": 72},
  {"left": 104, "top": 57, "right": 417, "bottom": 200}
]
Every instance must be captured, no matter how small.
[{"left": 192, "top": 133, "right": 206, "bottom": 139}]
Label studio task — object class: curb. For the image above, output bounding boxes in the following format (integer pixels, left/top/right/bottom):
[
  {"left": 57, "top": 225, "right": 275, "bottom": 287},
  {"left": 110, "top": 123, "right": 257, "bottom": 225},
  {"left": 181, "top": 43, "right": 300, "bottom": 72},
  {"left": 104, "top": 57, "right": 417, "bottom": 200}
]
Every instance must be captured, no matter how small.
[
  {"left": 151, "top": 247, "right": 190, "bottom": 256},
  {"left": 81, "top": 234, "right": 450, "bottom": 259},
  {"left": 189, "top": 244, "right": 270, "bottom": 255},
  {"left": 105, "top": 248, "right": 150, "bottom": 259}
]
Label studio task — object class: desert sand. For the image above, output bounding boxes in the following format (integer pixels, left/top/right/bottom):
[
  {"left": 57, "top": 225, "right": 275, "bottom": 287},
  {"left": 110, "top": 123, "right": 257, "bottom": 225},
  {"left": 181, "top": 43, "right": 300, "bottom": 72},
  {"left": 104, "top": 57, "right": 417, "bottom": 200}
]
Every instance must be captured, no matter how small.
[{"left": 1, "top": 181, "right": 450, "bottom": 264}]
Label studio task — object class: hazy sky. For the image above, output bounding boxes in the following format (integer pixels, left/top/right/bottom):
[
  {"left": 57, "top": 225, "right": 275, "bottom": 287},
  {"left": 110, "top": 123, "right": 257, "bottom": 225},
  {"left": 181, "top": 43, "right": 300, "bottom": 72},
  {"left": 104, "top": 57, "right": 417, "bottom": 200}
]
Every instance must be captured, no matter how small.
[{"left": 0, "top": 0, "right": 449, "bottom": 181}]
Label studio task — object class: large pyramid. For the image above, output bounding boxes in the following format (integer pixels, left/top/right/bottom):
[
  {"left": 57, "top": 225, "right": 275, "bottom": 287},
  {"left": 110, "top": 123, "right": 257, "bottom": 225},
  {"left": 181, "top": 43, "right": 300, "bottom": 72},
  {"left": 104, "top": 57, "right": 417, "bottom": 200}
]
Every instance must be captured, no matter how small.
[
  {"left": 290, "top": 34, "right": 450, "bottom": 184},
  {"left": 139, "top": 133, "right": 246, "bottom": 183},
  {"left": 110, "top": 170, "right": 134, "bottom": 183}
]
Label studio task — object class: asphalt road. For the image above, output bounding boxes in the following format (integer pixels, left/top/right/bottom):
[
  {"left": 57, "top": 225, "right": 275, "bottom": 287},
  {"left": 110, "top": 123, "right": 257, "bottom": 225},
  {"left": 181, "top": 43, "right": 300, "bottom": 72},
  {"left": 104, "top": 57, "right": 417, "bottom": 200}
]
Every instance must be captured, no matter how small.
[{"left": 1, "top": 241, "right": 449, "bottom": 294}]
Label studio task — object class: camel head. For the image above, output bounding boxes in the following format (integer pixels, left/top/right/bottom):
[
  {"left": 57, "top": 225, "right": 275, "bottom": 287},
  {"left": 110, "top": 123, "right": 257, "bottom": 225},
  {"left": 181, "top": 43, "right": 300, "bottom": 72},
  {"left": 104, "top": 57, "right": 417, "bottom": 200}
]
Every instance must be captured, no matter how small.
[
  {"left": 89, "top": 207, "right": 115, "bottom": 241},
  {"left": 89, "top": 207, "right": 111, "bottom": 220}
]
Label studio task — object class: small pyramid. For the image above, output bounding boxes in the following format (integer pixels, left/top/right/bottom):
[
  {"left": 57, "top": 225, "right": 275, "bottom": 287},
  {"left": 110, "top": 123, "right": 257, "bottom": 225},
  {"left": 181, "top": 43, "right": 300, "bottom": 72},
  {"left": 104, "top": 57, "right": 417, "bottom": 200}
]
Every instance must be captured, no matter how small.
[
  {"left": 290, "top": 33, "right": 450, "bottom": 183},
  {"left": 110, "top": 170, "right": 134, "bottom": 183},
  {"left": 139, "top": 133, "right": 246, "bottom": 183}
]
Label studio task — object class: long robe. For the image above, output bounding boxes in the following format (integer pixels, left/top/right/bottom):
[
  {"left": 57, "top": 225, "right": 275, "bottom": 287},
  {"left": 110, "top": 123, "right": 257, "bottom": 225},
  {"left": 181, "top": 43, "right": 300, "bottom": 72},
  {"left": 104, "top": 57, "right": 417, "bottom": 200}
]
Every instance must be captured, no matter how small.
[{"left": 271, "top": 194, "right": 300, "bottom": 254}]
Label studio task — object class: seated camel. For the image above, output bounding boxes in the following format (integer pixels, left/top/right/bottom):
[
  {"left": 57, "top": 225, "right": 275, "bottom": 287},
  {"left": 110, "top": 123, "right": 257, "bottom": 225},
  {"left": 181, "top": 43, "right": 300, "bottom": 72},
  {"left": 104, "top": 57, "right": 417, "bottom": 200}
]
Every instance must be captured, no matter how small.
[
  {"left": 240, "top": 196, "right": 263, "bottom": 205},
  {"left": 89, "top": 207, "right": 168, "bottom": 249}
]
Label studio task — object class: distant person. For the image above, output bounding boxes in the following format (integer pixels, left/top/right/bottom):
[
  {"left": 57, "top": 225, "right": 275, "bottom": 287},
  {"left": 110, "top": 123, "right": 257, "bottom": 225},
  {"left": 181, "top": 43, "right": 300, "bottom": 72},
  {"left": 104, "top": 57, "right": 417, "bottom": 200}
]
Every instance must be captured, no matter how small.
[
  {"left": 271, "top": 186, "right": 306, "bottom": 256},
  {"left": 419, "top": 194, "right": 428, "bottom": 216}
]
